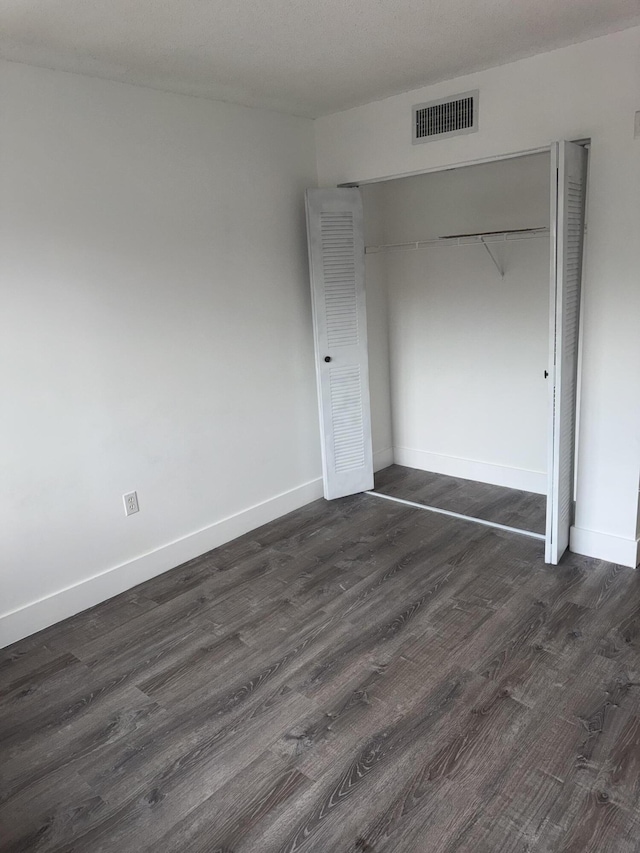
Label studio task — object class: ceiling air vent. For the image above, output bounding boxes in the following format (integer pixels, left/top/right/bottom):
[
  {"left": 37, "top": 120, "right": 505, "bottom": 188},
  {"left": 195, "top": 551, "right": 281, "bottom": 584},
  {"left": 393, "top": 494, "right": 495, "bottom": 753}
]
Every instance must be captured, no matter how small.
[{"left": 412, "top": 90, "right": 479, "bottom": 144}]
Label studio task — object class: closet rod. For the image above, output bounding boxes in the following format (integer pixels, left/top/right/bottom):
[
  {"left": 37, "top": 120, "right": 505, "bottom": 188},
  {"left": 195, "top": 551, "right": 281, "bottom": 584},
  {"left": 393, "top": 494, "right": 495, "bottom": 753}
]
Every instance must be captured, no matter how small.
[{"left": 365, "top": 226, "right": 549, "bottom": 254}]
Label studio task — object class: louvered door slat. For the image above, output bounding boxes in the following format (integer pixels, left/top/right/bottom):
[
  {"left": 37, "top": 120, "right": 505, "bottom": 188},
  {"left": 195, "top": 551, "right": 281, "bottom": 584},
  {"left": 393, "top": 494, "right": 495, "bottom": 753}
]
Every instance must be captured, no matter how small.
[
  {"left": 546, "top": 141, "right": 588, "bottom": 564},
  {"left": 305, "top": 188, "right": 373, "bottom": 500}
]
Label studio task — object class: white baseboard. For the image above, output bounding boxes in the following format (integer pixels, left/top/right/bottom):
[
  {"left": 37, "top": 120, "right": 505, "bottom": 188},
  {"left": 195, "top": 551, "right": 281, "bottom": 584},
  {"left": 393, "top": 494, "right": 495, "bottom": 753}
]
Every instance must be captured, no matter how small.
[
  {"left": 0, "top": 477, "right": 324, "bottom": 649},
  {"left": 373, "top": 447, "right": 394, "bottom": 472},
  {"left": 570, "top": 526, "right": 640, "bottom": 569},
  {"left": 393, "top": 446, "right": 547, "bottom": 495}
]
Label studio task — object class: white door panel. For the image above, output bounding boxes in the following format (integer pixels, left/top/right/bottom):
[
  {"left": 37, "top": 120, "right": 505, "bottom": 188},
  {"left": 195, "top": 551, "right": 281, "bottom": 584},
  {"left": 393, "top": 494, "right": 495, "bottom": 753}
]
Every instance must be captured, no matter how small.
[
  {"left": 305, "top": 188, "right": 374, "bottom": 500},
  {"left": 546, "top": 141, "right": 588, "bottom": 563}
]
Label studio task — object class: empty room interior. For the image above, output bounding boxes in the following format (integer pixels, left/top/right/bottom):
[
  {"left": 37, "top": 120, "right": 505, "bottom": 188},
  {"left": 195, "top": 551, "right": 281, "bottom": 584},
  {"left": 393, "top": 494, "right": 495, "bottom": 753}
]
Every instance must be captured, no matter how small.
[{"left": 1, "top": 2, "right": 640, "bottom": 851}]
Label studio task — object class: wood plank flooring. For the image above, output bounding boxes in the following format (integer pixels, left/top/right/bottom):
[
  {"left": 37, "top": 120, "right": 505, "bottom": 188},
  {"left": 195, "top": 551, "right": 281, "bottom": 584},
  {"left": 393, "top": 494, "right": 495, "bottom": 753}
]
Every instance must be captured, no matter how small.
[
  {"left": 2, "top": 485, "right": 640, "bottom": 851},
  {"left": 374, "top": 465, "right": 547, "bottom": 534}
]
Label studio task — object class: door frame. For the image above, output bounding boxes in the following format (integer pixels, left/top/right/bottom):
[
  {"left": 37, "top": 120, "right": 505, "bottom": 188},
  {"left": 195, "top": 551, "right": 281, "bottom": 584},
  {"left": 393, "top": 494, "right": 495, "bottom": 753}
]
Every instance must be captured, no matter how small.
[
  {"left": 338, "top": 145, "right": 552, "bottom": 188},
  {"left": 335, "top": 141, "right": 589, "bottom": 564},
  {"left": 338, "top": 141, "right": 590, "bottom": 188}
]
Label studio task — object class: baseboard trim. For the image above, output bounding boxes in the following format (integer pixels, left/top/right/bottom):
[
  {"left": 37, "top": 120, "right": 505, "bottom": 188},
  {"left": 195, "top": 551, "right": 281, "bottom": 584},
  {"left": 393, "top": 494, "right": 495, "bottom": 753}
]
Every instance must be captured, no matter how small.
[
  {"left": 0, "top": 477, "right": 324, "bottom": 649},
  {"left": 570, "top": 526, "right": 640, "bottom": 569},
  {"left": 373, "top": 447, "right": 394, "bottom": 472},
  {"left": 393, "top": 447, "right": 547, "bottom": 495}
]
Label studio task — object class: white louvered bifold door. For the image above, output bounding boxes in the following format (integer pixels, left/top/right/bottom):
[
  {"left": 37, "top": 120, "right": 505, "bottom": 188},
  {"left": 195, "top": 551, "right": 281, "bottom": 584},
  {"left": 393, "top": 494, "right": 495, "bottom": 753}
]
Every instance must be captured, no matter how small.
[
  {"left": 305, "top": 188, "right": 373, "bottom": 500},
  {"left": 546, "top": 141, "right": 588, "bottom": 564}
]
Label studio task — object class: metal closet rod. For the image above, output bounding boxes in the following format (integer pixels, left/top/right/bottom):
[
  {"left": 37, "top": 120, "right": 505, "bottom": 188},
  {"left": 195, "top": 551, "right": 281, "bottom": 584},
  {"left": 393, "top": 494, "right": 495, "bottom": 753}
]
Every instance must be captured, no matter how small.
[{"left": 364, "top": 226, "right": 550, "bottom": 255}]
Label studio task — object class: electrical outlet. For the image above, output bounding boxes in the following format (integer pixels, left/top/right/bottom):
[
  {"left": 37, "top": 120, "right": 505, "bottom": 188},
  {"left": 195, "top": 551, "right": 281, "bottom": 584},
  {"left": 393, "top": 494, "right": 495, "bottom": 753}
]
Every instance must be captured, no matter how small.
[{"left": 123, "top": 491, "right": 139, "bottom": 516}]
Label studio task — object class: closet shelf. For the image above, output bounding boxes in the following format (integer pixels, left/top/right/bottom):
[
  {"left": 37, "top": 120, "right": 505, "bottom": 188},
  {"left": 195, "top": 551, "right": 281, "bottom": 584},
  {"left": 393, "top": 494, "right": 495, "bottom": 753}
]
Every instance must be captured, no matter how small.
[{"left": 364, "top": 226, "right": 550, "bottom": 255}]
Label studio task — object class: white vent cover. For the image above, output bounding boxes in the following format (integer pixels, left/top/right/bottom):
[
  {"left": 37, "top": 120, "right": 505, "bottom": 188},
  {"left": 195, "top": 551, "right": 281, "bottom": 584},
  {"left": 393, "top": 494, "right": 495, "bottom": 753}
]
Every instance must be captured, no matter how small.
[{"left": 412, "top": 90, "right": 479, "bottom": 144}]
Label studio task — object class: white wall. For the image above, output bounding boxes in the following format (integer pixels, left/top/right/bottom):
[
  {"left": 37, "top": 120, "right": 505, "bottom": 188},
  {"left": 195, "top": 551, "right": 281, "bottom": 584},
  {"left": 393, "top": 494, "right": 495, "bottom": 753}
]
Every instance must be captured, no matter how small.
[
  {"left": 375, "top": 154, "right": 550, "bottom": 493},
  {"left": 0, "top": 60, "right": 320, "bottom": 645},
  {"left": 361, "top": 186, "right": 393, "bottom": 468},
  {"left": 315, "top": 27, "right": 640, "bottom": 567}
]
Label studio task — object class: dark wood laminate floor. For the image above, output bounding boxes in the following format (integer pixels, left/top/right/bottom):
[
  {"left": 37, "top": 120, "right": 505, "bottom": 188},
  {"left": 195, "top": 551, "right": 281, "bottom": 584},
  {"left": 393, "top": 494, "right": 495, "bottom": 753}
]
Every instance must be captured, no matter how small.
[
  {"left": 374, "top": 465, "right": 548, "bottom": 534},
  {"left": 2, "top": 487, "right": 640, "bottom": 852}
]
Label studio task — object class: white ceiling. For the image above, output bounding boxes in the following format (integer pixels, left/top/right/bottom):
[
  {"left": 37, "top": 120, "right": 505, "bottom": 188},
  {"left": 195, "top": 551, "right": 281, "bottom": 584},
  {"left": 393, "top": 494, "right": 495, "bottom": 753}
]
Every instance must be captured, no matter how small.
[{"left": 1, "top": 0, "right": 639, "bottom": 117}]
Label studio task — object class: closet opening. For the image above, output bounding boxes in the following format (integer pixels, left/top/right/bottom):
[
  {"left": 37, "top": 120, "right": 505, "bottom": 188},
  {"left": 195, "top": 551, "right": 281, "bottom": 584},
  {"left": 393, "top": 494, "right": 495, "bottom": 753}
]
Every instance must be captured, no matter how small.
[{"left": 305, "top": 142, "right": 588, "bottom": 564}]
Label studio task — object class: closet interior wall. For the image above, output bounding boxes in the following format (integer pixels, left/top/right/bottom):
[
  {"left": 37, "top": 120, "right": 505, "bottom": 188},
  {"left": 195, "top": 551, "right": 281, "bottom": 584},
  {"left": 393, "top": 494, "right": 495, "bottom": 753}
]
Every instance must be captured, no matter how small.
[
  {"left": 361, "top": 153, "right": 552, "bottom": 495},
  {"left": 362, "top": 186, "right": 393, "bottom": 470}
]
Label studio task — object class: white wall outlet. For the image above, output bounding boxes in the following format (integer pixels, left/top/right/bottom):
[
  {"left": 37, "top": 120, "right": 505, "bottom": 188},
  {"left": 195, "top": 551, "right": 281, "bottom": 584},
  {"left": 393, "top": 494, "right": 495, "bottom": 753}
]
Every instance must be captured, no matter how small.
[{"left": 123, "top": 491, "right": 139, "bottom": 516}]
